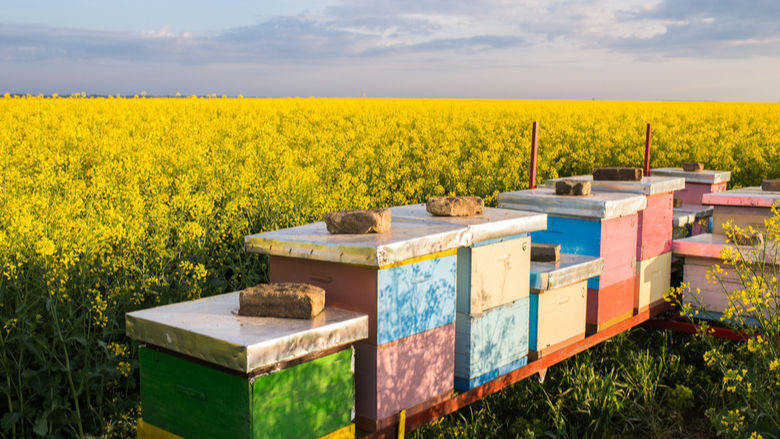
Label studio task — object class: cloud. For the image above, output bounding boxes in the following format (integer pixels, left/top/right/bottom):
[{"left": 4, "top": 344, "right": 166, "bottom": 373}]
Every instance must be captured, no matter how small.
[{"left": 604, "top": 0, "right": 780, "bottom": 57}]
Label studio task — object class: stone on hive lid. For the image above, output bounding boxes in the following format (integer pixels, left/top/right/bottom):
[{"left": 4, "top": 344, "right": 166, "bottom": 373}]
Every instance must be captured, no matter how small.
[
  {"left": 426, "top": 196, "right": 485, "bottom": 216},
  {"left": 555, "top": 179, "right": 591, "bottom": 196},
  {"left": 762, "top": 179, "right": 780, "bottom": 192},
  {"left": 593, "top": 167, "right": 643, "bottom": 182},
  {"left": 531, "top": 243, "right": 560, "bottom": 262},
  {"left": 323, "top": 208, "right": 391, "bottom": 234},
  {"left": 239, "top": 282, "right": 325, "bottom": 319},
  {"left": 682, "top": 162, "right": 704, "bottom": 172}
]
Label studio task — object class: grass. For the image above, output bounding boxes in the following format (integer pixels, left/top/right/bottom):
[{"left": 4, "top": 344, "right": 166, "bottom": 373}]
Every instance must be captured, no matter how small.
[{"left": 412, "top": 326, "right": 728, "bottom": 438}]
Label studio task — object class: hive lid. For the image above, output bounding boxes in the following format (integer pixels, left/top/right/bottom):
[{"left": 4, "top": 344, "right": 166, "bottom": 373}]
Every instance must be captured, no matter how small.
[
  {"left": 672, "top": 205, "right": 714, "bottom": 227},
  {"left": 244, "top": 217, "right": 468, "bottom": 267},
  {"left": 671, "top": 233, "right": 778, "bottom": 263},
  {"left": 529, "top": 253, "right": 604, "bottom": 290},
  {"left": 544, "top": 175, "right": 685, "bottom": 196},
  {"left": 498, "top": 188, "right": 646, "bottom": 220},
  {"left": 390, "top": 205, "right": 547, "bottom": 244},
  {"left": 126, "top": 292, "right": 368, "bottom": 374},
  {"left": 702, "top": 187, "right": 780, "bottom": 208},
  {"left": 651, "top": 168, "right": 731, "bottom": 184}
]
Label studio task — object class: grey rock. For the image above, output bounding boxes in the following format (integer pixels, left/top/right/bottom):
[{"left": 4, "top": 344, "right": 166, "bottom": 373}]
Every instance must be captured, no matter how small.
[
  {"left": 682, "top": 162, "right": 704, "bottom": 172},
  {"left": 592, "top": 167, "right": 643, "bottom": 181},
  {"left": 323, "top": 208, "right": 391, "bottom": 234},
  {"left": 239, "top": 282, "right": 325, "bottom": 319},
  {"left": 555, "top": 179, "right": 592, "bottom": 196},
  {"left": 426, "top": 196, "right": 485, "bottom": 217},
  {"left": 531, "top": 243, "right": 561, "bottom": 262},
  {"left": 761, "top": 179, "right": 780, "bottom": 192}
]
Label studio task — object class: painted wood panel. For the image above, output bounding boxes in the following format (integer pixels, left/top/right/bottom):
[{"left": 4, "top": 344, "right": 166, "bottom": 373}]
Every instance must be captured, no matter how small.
[
  {"left": 635, "top": 252, "right": 672, "bottom": 313},
  {"left": 533, "top": 215, "right": 637, "bottom": 290},
  {"left": 457, "top": 235, "right": 530, "bottom": 314},
  {"left": 137, "top": 419, "right": 183, "bottom": 439},
  {"left": 354, "top": 323, "right": 455, "bottom": 423},
  {"left": 682, "top": 256, "right": 746, "bottom": 314},
  {"left": 712, "top": 206, "right": 773, "bottom": 236},
  {"left": 454, "top": 298, "right": 529, "bottom": 384},
  {"left": 454, "top": 356, "right": 528, "bottom": 390},
  {"left": 586, "top": 276, "right": 635, "bottom": 333},
  {"left": 675, "top": 181, "right": 728, "bottom": 206},
  {"left": 139, "top": 347, "right": 354, "bottom": 439},
  {"left": 529, "top": 281, "right": 587, "bottom": 353},
  {"left": 318, "top": 423, "right": 355, "bottom": 439},
  {"left": 270, "top": 254, "right": 457, "bottom": 345},
  {"left": 637, "top": 193, "right": 673, "bottom": 260}
]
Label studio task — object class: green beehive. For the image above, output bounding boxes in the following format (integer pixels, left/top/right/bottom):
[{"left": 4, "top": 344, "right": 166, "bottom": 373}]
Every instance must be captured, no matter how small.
[{"left": 127, "top": 292, "right": 368, "bottom": 439}]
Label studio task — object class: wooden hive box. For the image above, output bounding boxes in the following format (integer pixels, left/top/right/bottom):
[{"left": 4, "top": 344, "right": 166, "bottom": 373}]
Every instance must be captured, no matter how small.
[
  {"left": 126, "top": 292, "right": 368, "bottom": 439},
  {"left": 703, "top": 187, "right": 780, "bottom": 236},
  {"left": 529, "top": 253, "right": 604, "bottom": 360},
  {"left": 245, "top": 219, "right": 466, "bottom": 431},
  {"left": 544, "top": 175, "right": 684, "bottom": 260},
  {"left": 635, "top": 252, "right": 672, "bottom": 315},
  {"left": 453, "top": 298, "right": 530, "bottom": 390},
  {"left": 390, "top": 205, "right": 547, "bottom": 314},
  {"left": 672, "top": 233, "right": 779, "bottom": 324},
  {"left": 499, "top": 188, "right": 646, "bottom": 333},
  {"left": 672, "top": 205, "right": 714, "bottom": 238},
  {"left": 652, "top": 167, "right": 731, "bottom": 206}
]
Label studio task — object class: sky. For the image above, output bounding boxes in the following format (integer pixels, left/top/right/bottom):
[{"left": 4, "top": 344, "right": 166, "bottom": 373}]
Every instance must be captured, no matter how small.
[{"left": 1, "top": 0, "right": 780, "bottom": 101}]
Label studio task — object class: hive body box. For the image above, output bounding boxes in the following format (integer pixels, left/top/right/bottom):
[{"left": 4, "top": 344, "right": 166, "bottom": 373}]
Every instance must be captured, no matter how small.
[
  {"left": 529, "top": 254, "right": 604, "bottom": 360},
  {"left": 499, "top": 188, "right": 646, "bottom": 333},
  {"left": 245, "top": 219, "right": 468, "bottom": 431},
  {"left": 673, "top": 205, "right": 714, "bottom": 239},
  {"left": 390, "top": 205, "right": 548, "bottom": 390},
  {"left": 652, "top": 168, "right": 731, "bottom": 206},
  {"left": 672, "top": 233, "right": 779, "bottom": 323},
  {"left": 126, "top": 292, "right": 368, "bottom": 439},
  {"left": 703, "top": 187, "right": 780, "bottom": 235},
  {"left": 544, "top": 176, "right": 683, "bottom": 260}
]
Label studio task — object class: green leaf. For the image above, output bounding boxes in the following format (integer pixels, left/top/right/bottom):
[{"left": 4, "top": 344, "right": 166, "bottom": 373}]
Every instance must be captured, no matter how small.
[
  {"left": 33, "top": 415, "right": 48, "bottom": 436},
  {"left": 0, "top": 412, "right": 21, "bottom": 432}
]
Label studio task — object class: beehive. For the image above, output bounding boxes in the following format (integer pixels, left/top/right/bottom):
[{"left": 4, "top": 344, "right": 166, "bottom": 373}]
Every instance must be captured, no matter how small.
[
  {"left": 672, "top": 205, "right": 714, "bottom": 238},
  {"left": 389, "top": 205, "right": 547, "bottom": 390},
  {"left": 703, "top": 187, "right": 780, "bottom": 235},
  {"left": 499, "top": 188, "right": 646, "bottom": 333},
  {"left": 126, "top": 292, "right": 368, "bottom": 439},
  {"left": 672, "top": 233, "right": 778, "bottom": 323},
  {"left": 652, "top": 167, "right": 731, "bottom": 206},
  {"left": 529, "top": 253, "right": 604, "bottom": 360},
  {"left": 244, "top": 218, "right": 465, "bottom": 430}
]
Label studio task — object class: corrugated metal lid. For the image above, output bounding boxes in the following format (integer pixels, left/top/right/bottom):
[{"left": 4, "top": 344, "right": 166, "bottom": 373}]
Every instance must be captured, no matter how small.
[
  {"left": 544, "top": 175, "right": 685, "bottom": 195},
  {"left": 498, "top": 188, "right": 646, "bottom": 220},
  {"left": 390, "top": 205, "right": 547, "bottom": 244},
  {"left": 702, "top": 187, "right": 780, "bottom": 208},
  {"left": 244, "top": 217, "right": 468, "bottom": 267},
  {"left": 652, "top": 168, "right": 731, "bottom": 184},
  {"left": 529, "top": 253, "right": 604, "bottom": 290},
  {"left": 126, "top": 292, "right": 368, "bottom": 374}
]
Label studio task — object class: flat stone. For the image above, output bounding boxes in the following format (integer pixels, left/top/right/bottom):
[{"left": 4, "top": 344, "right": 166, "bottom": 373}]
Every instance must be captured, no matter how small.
[
  {"left": 531, "top": 243, "right": 561, "bottom": 262},
  {"left": 592, "top": 167, "right": 643, "bottom": 182},
  {"left": 731, "top": 231, "right": 764, "bottom": 247},
  {"left": 673, "top": 198, "right": 683, "bottom": 208},
  {"left": 426, "top": 196, "right": 484, "bottom": 217},
  {"left": 682, "top": 162, "right": 704, "bottom": 172},
  {"left": 323, "top": 208, "right": 391, "bottom": 234},
  {"left": 239, "top": 282, "right": 325, "bottom": 319},
  {"left": 762, "top": 179, "right": 780, "bottom": 192},
  {"left": 555, "top": 179, "right": 591, "bottom": 196}
]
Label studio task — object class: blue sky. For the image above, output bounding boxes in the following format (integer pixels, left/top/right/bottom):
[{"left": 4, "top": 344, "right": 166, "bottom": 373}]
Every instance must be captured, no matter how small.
[{"left": 2, "top": 0, "right": 779, "bottom": 100}]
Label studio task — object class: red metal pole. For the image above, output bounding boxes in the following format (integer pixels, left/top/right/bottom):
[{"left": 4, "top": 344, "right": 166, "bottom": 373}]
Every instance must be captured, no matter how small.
[
  {"left": 529, "top": 121, "right": 539, "bottom": 189},
  {"left": 643, "top": 123, "right": 652, "bottom": 177}
]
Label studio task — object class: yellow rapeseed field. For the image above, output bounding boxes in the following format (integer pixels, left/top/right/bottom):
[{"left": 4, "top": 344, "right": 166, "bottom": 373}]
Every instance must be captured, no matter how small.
[{"left": 0, "top": 95, "right": 778, "bottom": 436}]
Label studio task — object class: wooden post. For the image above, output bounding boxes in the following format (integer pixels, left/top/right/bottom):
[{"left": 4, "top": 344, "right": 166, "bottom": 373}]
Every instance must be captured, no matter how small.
[
  {"left": 644, "top": 123, "right": 652, "bottom": 177},
  {"left": 529, "top": 122, "right": 539, "bottom": 189}
]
